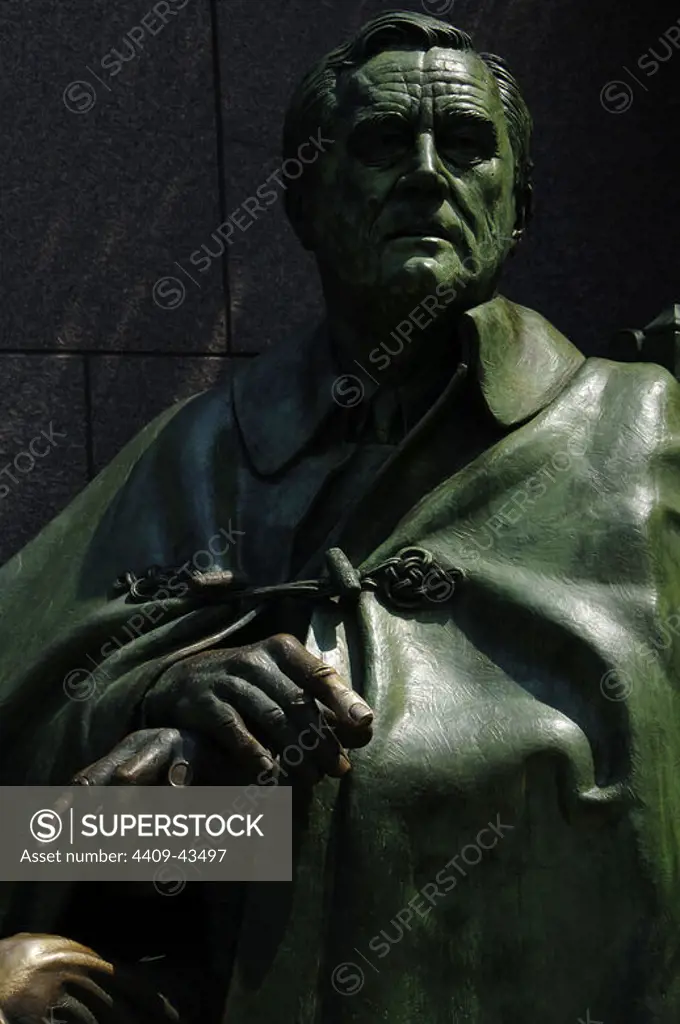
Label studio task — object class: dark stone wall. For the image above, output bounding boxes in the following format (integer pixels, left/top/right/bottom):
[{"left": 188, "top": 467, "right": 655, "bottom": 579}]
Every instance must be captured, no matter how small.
[{"left": 1, "top": 0, "right": 678, "bottom": 562}]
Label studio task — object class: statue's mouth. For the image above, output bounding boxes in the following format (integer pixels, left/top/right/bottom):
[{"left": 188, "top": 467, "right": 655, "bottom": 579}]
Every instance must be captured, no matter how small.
[
  {"left": 384, "top": 229, "right": 453, "bottom": 243},
  {"left": 382, "top": 218, "right": 457, "bottom": 244}
]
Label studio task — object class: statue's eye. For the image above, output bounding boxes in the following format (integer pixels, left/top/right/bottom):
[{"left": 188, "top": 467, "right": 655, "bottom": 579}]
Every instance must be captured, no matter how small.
[
  {"left": 437, "top": 119, "right": 497, "bottom": 166},
  {"left": 348, "top": 118, "right": 409, "bottom": 165}
]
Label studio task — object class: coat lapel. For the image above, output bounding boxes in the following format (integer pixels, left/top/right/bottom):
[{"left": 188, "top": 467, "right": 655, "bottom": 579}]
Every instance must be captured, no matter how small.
[
  {"left": 463, "top": 295, "right": 585, "bottom": 427},
  {"left": 232, "top": 295, "right": 585, "bottom": 477},
  {"left": 230, "top": 295, "right": 586, "bottom": 578}
]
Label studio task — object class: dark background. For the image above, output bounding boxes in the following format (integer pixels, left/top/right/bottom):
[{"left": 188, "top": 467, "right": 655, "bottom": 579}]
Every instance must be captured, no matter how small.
[{"left": 0, "top": 0, "right": 678, "bottom": 563}]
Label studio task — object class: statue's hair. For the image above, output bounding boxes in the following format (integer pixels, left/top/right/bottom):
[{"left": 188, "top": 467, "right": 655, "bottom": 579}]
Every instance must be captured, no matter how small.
[{"left": 283, "top": 10, "right": 533, "bottom": 226}]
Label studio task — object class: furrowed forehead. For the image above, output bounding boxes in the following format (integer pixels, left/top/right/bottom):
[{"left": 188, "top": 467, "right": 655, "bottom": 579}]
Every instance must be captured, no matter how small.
[{"left": 338, "top": 47, "right": 503, "bottom": 119}]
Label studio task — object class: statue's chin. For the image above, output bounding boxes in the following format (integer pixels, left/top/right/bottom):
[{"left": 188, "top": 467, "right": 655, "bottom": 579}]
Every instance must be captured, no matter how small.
[{"left": 380, "top": 248, "right": 457, "bottom": 301}]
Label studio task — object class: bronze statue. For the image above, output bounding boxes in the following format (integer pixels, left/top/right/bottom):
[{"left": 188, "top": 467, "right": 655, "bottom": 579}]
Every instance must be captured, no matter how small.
[{"left": 1, "top": 10, "right": 679, "bottom": 1023}]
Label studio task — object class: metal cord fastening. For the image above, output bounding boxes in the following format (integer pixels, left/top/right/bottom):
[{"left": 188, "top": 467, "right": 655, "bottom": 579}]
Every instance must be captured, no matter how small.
[
  {"left": 362, "top": 546, "right": 464, "bottom": 610},
  {"left": 113, "top": 546, "right": 464, "bottom": 611}
]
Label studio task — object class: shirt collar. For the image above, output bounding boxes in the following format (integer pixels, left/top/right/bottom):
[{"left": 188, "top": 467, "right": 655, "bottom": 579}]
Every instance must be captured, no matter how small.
[{"left": 232, "top": 294, "right": 586, "bottom": 476}]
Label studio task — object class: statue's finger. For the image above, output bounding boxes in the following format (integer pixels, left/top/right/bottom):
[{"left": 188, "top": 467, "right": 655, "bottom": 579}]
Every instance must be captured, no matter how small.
[
  {"left": 112, "top": 729, "right": 189, "bottom": 786},
  {"left": 209, "top": 678, "right": 323, "bottom": 786},
  {"left": 216, "top": 667, "right": 349, "bottom": 779},
  {"left": 62, "top": 967, "right": 179, "bottom": 1024},
  {"left": 72, "top": 730, "right": 165, "bottom": 786},
  {"left": 267, "top": 634, "right": 374, "bottom": 730},
  {"left": 159, "top": 693, "right": 281, "bottom": 785},
  {"left": 321, "top": 709, "right": 373, "bottom": 750}
]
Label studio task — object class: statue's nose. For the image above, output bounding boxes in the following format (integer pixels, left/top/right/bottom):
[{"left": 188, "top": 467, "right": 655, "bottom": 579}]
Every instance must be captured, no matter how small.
[{"left": 398, "top": 132, "right": 448, "bottom": 200}]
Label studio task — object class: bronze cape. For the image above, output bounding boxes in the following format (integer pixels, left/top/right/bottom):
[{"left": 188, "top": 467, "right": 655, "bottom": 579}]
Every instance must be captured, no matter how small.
[{"left": 1, "top": 295, "right": 680, "bottom": 1021}]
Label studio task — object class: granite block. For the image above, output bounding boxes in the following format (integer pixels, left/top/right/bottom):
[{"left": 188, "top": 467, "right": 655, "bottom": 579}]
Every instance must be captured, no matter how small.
[
  {"left": 0, "top": 0, "right": 226, "bottom": 353},
  {"left": 0, "top": 355, "right": 87, "bottom": 562}
]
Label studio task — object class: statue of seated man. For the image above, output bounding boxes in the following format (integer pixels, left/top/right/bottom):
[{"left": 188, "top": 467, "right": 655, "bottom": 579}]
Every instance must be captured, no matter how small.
[{"left": 2, "top": 10, "right": 680, "bottom": 1023}]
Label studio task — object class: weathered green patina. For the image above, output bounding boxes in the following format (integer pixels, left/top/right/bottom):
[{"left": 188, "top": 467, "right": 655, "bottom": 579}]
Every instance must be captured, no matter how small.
[{"left": 1, "top": 11, "right": 679, "bottom": 1023}]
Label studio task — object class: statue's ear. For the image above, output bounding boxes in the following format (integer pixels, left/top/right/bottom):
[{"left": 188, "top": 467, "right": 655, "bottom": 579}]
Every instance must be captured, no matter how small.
[{"left": 511, "top": 182, "right": 533, "bottom": 245}]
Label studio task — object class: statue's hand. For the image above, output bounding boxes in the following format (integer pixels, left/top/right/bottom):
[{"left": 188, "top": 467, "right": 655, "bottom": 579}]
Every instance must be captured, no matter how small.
[
  {"left": 0, "top": 933, "right": 178, "bottom": 1022},
  {"left": 75, "top": 635, "right": 373, "bottom": 787},
  {"left": 73, "top": 727, "right": 215, "bottom": 786}
]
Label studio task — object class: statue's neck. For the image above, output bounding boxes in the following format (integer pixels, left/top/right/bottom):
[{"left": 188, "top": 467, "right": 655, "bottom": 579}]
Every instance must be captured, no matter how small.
[
  {"left": 327, "top": 305, "right": 462, "bottom": 390},
  {"left": 326, "top": 304, "right": 463, "bottom": 441}
]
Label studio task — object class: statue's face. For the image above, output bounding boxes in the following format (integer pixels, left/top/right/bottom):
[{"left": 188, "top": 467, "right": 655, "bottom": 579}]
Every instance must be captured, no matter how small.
[{"left": 306, "top": 47, "right": 519, "bottom": 314}]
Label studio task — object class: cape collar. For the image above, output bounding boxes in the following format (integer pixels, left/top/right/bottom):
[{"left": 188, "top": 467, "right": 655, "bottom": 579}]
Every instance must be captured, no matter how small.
[{"left": 232, "top": 294, "right": 586, "bottom": 477}]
